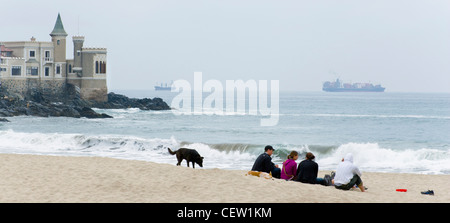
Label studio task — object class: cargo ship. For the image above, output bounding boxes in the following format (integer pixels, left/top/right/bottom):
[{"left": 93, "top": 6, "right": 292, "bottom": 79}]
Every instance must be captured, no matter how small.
[
  {"left": 323, "top": 79, "right": 385, "bottom": 92},
  {"left": 154, "top": 81, "right": 174, "bottom": 91}
]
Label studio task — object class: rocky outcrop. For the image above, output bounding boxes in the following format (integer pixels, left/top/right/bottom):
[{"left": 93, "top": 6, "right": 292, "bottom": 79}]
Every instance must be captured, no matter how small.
[
  {"left": 0, "top": 97, "right": 110, "bottom": 119},
  {"left": 76, "top": 107, "right": 113, "bottom": 119},
  {"left": 0, "top": 87, "right": 170, "bottom": 119},
  {"left": 91, "top": 93, "right": 171, "bottom": 110}
]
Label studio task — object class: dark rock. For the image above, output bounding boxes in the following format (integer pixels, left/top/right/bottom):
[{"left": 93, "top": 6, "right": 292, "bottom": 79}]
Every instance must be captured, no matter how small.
[
  {"left": 26, "top": 101, "right": 51, "bottom": 117},
  {"left": 0, "top": 108, "right": 13, "bottom": 117},
  {"left": 60, "top": 106, "right": 81, "bottom": 118},
  {"left": 26, "top": 88, "right": 46, "bottom": 103},
  {"left": 0, "top": 86, "right": 170, "bottom": 119},
  {"left": 91, "top": 92, "right": 171, "bottom": 110},
  {"left": 75, "top": 107, "right": 113, "bottom": 119},
  {"left": 0, "top": 118, "right": 10, "bottom": 122}
]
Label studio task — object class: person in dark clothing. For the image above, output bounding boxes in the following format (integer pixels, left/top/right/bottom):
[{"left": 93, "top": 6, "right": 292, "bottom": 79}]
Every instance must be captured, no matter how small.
[
  {"left": 251, "top": 145, "right": 281, "bottom": 178},
  {"left": 295, "top": 152, "right": 325, "bottom": 185}
]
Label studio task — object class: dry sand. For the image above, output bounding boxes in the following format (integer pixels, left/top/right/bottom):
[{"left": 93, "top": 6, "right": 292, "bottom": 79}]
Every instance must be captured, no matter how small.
[{"left": 0, "top": 153, "right": 448, "bottom": 203}]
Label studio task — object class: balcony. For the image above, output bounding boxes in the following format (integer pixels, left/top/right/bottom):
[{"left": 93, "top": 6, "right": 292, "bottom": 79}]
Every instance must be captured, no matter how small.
[{"left": 44, "top": 57, "right": 53, "bottom": 63}]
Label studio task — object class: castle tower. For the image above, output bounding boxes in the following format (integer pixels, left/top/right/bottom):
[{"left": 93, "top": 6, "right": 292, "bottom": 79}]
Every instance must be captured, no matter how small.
[
  {"left": 72, "top": 36, "right": 85, "bottom": 76},
  {"left": 50, "top": 13, "right": 67, "bottom": 77}
]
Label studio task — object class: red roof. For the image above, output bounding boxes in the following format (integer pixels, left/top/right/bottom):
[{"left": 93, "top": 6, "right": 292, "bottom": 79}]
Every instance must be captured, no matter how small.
[{"left": 0, "top": 45, "right": 13, "bottom": 52}]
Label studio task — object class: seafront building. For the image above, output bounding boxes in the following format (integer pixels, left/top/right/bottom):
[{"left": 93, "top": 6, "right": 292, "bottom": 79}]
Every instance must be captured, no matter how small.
[{"left": 0, "top": 13, "right": 107, "bottom": 102}]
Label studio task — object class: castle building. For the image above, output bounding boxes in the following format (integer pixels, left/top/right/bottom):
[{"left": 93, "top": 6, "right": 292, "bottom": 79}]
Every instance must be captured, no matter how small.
[{"left": 0, "top": 13, "right": 107, "bottom": 102}]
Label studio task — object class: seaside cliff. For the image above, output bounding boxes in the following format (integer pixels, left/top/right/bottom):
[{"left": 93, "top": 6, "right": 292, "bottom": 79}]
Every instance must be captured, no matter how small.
[{"left": 0, "top": 88, "right": 170, "bottom": 120}]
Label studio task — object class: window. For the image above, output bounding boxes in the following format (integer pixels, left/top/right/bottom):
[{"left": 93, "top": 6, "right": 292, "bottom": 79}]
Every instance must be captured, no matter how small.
[
  {"left": 68, "top": 64, "right": 72, "bottom": 73},
  {"left": 57, "top": 40, "right": 60, "bottom": 45},
  {"left": 27, "top": 67, "right": 39, "bottom": 76},
  {"left": 31, "top": 67, "right": 38, "bottom": 76},
  {"left": 45, "top": 67, "right": 50, "bottom": 76},
  {"left": 44, "top": 51, "right": 51, "bottom": 61},
  {"left": 96, "top": 61, "right": 106, "bottom": 74},
  {"left": 100, "top": 61, "right": 106, "bottom": 74},
  {"left": 29, "top": 50, "right": 36, "bottom": 58},
  {"left": 11, "top": 66, "right": 21, "bottom": 76},
  {"left": 56, "top": 64, "right": 61, "bottom": 75}
]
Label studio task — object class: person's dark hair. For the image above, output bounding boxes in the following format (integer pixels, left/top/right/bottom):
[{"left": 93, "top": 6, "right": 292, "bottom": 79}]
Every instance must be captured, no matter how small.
[
  {"left": 305, "top": 152, "right": 315, "bottom": 160},
  {"left": 264, "top": 145, "right": 274, "bottom": 152}
]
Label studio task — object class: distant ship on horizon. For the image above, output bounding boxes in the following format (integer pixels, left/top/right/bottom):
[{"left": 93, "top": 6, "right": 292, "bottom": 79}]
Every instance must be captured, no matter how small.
[
  {"left": 323, "top": 79, "right": 385, "bottom": 92},
  {"left": 154, "top": 81, "right": 174, "bottom": 91}
]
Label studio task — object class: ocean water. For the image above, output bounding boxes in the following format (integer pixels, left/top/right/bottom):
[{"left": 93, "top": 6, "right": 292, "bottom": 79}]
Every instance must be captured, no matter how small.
[{"left": 1, "top": 91, "right": 449, "bottom": 174}]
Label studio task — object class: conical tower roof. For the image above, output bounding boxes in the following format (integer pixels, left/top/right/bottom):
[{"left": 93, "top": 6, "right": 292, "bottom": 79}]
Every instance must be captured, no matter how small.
[{"left": 50, "top": 13, "right": 68, "bottom": 36}]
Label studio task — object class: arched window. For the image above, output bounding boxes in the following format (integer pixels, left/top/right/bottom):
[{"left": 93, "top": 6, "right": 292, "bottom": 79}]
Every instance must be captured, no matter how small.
[{"left": 100, "top": 61, "right": 106, "bottom": 74}]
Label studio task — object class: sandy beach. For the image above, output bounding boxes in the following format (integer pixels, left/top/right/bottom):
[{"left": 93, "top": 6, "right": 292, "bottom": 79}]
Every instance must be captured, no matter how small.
[{"left": 0, "top": 153, "right": 448, "bottom": 203}]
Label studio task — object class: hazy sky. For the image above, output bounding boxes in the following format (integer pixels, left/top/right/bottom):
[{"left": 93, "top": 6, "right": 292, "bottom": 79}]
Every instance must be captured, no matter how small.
[{"left": 2, "top": 0, "right": 450, "bottom": 92}]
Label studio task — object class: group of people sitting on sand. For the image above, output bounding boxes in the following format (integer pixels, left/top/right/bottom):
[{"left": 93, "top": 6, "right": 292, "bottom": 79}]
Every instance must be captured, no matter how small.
[{"left": 251, "top": 145, "right": 366, "bottom": 192}]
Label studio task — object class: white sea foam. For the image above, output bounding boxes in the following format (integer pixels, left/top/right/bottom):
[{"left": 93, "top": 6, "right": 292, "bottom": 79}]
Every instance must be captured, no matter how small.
[
  {"left": 0, "top": 130, "right": 450, "bottom": 174},
  {"left": 0, "top": 130, "right": 178, "bottom": 162},
  {"left": 288, "top": 113, "right": 450, "bottom": 120},
  {"left": 317, "top": 142, "right": 450, "bottom": 174},
  {"left": 0, "top": 130, "right": 448, "bottom": 174},
  {"left": 0, "top": 130, "right": 258, "bottom": 170}
]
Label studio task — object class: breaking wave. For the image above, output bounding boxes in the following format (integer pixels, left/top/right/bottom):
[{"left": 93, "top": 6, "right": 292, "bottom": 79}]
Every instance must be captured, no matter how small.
[
  {"left": 316, "top": 143, "right": 450, "bottom": 174},
  {"left": 0, "top": 130, "right": 449, "bottom": 174}
]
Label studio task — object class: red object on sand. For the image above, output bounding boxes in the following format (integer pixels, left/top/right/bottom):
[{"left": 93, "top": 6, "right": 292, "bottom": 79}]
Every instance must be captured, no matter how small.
[{"left": 396, "top": 189, "right": 407, "bottom": 192}]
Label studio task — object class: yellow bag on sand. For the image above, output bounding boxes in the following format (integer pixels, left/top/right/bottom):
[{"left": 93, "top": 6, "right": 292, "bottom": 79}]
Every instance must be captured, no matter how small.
[{"left": 246, "top": 171, "right": 272, "bottom": 179}]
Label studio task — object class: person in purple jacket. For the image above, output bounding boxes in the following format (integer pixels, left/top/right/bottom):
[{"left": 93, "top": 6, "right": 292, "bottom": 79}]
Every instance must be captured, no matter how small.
[{"left": 281, "top": 151, "right": 299, "bottom": 180}]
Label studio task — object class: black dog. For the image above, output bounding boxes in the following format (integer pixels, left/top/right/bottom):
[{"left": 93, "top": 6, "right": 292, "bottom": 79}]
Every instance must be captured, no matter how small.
[{"left": 168, "top": 148, "right": 204, "bottom": 168}]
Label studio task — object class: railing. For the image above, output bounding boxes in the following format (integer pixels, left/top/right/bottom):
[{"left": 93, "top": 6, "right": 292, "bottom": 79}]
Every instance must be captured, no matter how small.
[{"left": 44, "top": 57, "right": 53, "bottom": 63}]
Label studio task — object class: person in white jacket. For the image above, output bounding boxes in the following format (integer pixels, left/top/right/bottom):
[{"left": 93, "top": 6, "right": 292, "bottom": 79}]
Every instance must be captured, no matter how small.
[{"left": 334, "top": 153, "right": 365, "bottom": 192}]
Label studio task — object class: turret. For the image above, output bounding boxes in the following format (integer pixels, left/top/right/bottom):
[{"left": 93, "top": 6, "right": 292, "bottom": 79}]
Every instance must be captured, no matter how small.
[
  {"left": 49, "top": 13, "right": 68, "bottom": 63},
  {"left": 72, "top": 36, "right": 85, "bottom": 76}
]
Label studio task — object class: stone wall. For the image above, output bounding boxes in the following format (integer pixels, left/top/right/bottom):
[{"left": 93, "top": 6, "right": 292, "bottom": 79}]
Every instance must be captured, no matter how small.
[
  {"left": 1, "top": 76, "right": 108, "bottom": 102},
  {"left": 0, "top": 78, "right": 66, "bottom": 101},
  {"left": 66, "top": 78, "right": 108, "bottom": 102}
]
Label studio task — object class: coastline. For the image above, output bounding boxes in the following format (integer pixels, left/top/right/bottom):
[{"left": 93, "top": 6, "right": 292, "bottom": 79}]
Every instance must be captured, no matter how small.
[
  {"left": 0, "top": 91, "right": 170, "bottom": 121},
  {"left": 0, "top": 153, "right": 448, "bottom": 203}
]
